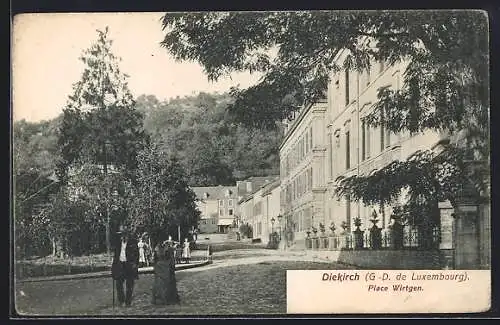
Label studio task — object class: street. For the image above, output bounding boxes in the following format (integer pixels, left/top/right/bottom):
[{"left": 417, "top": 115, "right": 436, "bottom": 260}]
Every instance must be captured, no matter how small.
[{"left": 15, "top": 249, "right": 355, "bottom": 316}]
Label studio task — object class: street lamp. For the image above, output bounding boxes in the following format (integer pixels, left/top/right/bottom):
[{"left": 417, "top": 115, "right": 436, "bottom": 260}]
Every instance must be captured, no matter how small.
[{"left": 277, "top": 214, "right": 283, "bottom": 240}]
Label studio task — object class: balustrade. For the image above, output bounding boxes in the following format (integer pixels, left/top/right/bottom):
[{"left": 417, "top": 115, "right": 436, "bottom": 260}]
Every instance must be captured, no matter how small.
[{"left": 307, "top": 225, "right": 441, "bottom": 251}]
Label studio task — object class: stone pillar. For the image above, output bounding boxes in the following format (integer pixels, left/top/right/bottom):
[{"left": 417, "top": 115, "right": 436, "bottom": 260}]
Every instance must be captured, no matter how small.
[
  {"left": 454, "top": 205, "right": 480, "bottom": 269},
  {"left": 438, "top": 201, "right": 455, "bottom": 269},
  {"left": 438, "top": 201, "right": 454, "bottom": 250},
  {"left": 479, "top": 204, "right": 491, "bottom": 269}
]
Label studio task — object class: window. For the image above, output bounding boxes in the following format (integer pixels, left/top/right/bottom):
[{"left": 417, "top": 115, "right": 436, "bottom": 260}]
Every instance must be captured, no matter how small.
[
  {"left": 305, "top": 132, "right": 309, "bottom": 153},
  {"left": 328, "top": 133, "right": 333, "bottom": 178},
  {"left": 228, "top": 199, "right": 233, "bottom": 207},
  {"left": 298, "top": 175, "right": 302, "bottom": 196},
  {"left": 385, "top": 125, "right": 391, "bottom": 149},
  {"left": 380, "top": 107, "right": 385, "bottom": 151},
  {"left": 309, "top": 126, "right": 313, "bottom": 149},
  {"left": 345, "top": 131, "right": 351, "bottom": 169},
  {"left": 361, "top": 120, "right": 366, "bottom": 161},
  {"left": 219, "top": 200, "right": 224, "bottom": 207},
  {"left": 229, "top": 209, "right": 233, "bottom": 216},
  {"left": 300, "top": 137, "right": 305, "bottom": 160},
  {"left": 346, "top": 195, "right": 351, "bottom": 232},
  {"left": 335, "top": 133, "right": 340, "bottom": 177},
  {"left": 345, "top": 69, "right": 350, "bottom": 106},
  {"left": 219, "top": 209, "right": 224, "bottom": 216},
  {"left": 304, "top": 207, "right": 312, "bottom": 230},
  {"left": 366, "top": 124, "right": 371, "bottom": 158}
]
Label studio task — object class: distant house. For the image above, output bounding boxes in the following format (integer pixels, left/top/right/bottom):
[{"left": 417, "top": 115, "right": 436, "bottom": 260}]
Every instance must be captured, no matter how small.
[{"left": 191, "top": 185, "right": 238, "bottom": 234}]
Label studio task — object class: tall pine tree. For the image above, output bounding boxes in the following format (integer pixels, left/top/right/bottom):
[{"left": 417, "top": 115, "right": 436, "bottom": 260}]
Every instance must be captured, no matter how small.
[{"left": 57, "top": 27, "right": 147, "bottom": 253}]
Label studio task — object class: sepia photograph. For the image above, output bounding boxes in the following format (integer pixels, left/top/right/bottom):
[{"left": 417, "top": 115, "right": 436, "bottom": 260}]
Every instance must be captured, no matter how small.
[{"left": 11, "top": 10, "right": 491, "bottom": 317}]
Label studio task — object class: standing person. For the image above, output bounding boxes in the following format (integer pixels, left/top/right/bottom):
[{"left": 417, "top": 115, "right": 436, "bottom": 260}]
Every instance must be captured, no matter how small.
[
  {"left": 138, "top": 236, "right": 147, "bottom": 268},
  {"left": 152, "top": 240, "right": 180, "bottom": 305},
  {"left": 182, "top": 238, "right": 191, "bottom": 264},
  {"left": 111, "top": 225, "right": 139, "bottom": 307}
]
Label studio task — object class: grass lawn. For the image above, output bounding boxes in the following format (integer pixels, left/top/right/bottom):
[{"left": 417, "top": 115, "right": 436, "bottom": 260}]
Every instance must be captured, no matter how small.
[{"left": 15, "top": 260, "right": 354, "bottom": 316}]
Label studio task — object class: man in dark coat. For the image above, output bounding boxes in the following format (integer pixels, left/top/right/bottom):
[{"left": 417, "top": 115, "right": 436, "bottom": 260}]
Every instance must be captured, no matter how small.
[{"left": 111, "top": 225, "right": 139, "bottom": 307}]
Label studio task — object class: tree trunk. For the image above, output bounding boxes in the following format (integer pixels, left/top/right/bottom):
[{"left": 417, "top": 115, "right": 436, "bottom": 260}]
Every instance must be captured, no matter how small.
[
  {"left": 51, "top": 236, "right": 56, "bottom": 257},
  {"left": 95, "top": 226, "right": 100, "bottom": 253}
]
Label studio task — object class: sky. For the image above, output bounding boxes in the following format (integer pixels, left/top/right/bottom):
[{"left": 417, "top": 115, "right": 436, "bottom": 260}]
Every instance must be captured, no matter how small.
[{"left": 12, "top": 12, "right": 262, "bottom": 122}]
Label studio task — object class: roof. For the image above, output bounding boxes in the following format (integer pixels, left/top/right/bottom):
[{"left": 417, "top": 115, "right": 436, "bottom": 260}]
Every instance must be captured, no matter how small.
[
  {"left": 236, "top": 175, "right": 279, "bottom": 198},
  {"left": 191, "top": 185, "right": 238, "bottom": 201},
  {"left": 262, "top": 179, "right": 281, "bottom": 196}
]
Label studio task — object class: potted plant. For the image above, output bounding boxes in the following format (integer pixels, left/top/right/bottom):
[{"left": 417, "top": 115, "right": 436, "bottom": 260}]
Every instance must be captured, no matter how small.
[
  {"left": 329, "top": 222, "right": 336, "bottom": 235},
  {"left": 353, "top": 217, "right": 364, "bottom": 249},
  {"left": 311, "top": 226, "right": 319, "bottom": 249},
  {"left": 328, "top": 222, "right": 337, "bottom": 249},
  {"left": 340, "top": 221, "right": 349, "bottom": 234},
  {"left": 369, "top": 210, "right": 382, "bottom": 249},
  {"left": 318, "top": 223, "right": 328, "bottom": 249},
  {"left": 319, "top": 223, "right": 326, "bottom": 234}
]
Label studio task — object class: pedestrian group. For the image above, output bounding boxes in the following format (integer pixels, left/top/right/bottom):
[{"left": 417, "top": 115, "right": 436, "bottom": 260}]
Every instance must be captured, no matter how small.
[{"left": 111, "top": 225, "right": 193, "bottom": 308}]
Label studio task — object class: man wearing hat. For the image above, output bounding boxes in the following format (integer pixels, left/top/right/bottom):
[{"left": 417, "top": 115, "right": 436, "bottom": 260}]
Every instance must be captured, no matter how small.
[{"left": 111, "top": 225, "right": 139, "bottom": 307}]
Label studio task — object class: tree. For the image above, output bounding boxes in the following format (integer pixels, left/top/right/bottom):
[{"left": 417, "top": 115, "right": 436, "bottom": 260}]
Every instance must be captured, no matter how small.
[
  {"left": 57, "top": 26, "right": 148, "bottom": 253},
  {"left": 13, "top": 119, "right": 62, "bottom": 257},
  {"left": 128, "top": 143, "right": 201, "bottom": 246},
  {"left": 160, "top": 11, "right": 489, "bottom": 225},
  {"left": 136, "top": 92, "right": 283, "bottom": 184}
]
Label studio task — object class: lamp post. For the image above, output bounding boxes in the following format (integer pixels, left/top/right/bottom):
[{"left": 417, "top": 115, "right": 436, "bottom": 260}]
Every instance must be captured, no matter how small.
[{"left": 277, "top": 214, "right": 283, "bottom": 241}]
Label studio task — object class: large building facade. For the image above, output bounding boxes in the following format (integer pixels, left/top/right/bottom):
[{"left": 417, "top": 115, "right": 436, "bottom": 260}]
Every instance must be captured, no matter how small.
[
  {"left": 280, "top": 48, "right": 442, "bottom": 248},
  {"left": 323, "top": 51, "right": 441, "bottom": 237},
  {"left": 280, "top": 101, "right": 328, "bottom": 248},
  {"left": 278, "top": 45, "right": 490, "bottom": 269}
]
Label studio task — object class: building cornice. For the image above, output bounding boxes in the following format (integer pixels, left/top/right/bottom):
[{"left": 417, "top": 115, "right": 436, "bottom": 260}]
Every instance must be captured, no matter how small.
[{"left": 279, "top": 103, "right": 314, "bottom": 151}]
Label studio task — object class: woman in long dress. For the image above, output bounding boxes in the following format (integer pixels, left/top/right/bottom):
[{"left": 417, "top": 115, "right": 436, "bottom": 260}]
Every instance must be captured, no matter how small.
[
  {"left": 181, "top": 238, "right": 191, "bottom": 263},
  {"left": 152, "top": 241, "right": 180, "bottom": 305},
  {"left": 138, "top": 238, "right": 146, "bottom": 268}
]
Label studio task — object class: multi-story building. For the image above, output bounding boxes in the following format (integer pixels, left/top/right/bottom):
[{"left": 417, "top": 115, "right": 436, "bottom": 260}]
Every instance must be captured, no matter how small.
[
  {"left": 191, "top": 185, "right": 238, "bottom": 234},
  {"left": 323, "top": 50, "right": 442, "bottom": 237},
  {"left": 238, "top": 177, "right": 280, "bottom": 244},
  {"left": 280, "top": 45, "right": 444, "bottom": 248},
  {"left": 262, "top": 179, "right": 281, "bottom": 243},
  {"left": 279, "top": 44, "right": 490, "bottom": 269},
  {"left": 279, "top": 100, "right": 328, "bottom": 248},
  {"left": 192, "top": 176, "right": 278, "bottom": 236}
]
